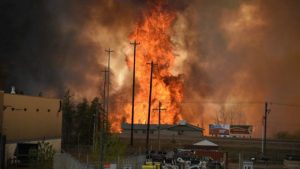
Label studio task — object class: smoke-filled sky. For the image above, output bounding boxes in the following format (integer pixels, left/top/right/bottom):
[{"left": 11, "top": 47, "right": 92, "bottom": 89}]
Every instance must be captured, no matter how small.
[{"left": 1, "top": 0, "right": 300, "bottom": 137}]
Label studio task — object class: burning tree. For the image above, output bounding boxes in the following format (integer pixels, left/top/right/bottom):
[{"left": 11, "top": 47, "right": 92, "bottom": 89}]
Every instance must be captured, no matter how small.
[{"left": 122, "top": 0, "right": 184, "bottom": 127}]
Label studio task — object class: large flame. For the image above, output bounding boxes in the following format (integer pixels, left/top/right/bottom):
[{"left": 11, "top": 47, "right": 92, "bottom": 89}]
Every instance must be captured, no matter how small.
[{"left": 124, "top": 1, "right": 183, "bottom": 125}]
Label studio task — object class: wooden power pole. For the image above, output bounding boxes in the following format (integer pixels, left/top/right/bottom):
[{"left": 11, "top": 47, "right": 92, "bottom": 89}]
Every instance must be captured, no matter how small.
[
  {"left": 104, "top": 48, "right": 113, "bottom": 132},
  {"left": 262, "top": 101, "right": 271, "bottom": 158},
  {"left": 146, "top": 61, "right": 156, "bottom": 154},
  {"left": 153, "top": 101, "right": 166, "bottom": 151},
  {"left": 130, "top": 40, "right": 139, "bottom": 146},
  {"left": 99, "top": 69, "right": 108, "bottom": 169}
]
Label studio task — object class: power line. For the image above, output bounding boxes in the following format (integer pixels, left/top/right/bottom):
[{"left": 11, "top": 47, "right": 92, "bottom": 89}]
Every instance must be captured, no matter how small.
[
  {"left": 270, "top": 102, "right": 300, "bottom": 108},
  {"left": 109, "top": 101, "right": 265, "bottom": 105},
  {"left": 108, "top": 100, "right": 300, "bottom": 108}
]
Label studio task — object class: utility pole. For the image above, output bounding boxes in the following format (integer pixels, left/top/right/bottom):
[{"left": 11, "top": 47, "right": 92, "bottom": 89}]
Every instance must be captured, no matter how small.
[
  {"left": 130, "top": 40, "right": 139, "bottom": 146},
  {"left": 93, "top": 101, "right": 99, "bottom": 152},
  {"left": 153, "top": 101, "right": 166, "bottom": 151},
  {"left": 262, "top": 101, "right": 271, "bottom": 158},
  {"left": 146, "top": 61, "right": 156, "bottom": 155},
  {"left": 99, "top": 101, "right": 106, "bottom": 169},
  {"left": 105, "top": 48, "right": 113, "bottom": 132},
  {"left": 99, "top": 70, "right": 108, "bottom": 169}
]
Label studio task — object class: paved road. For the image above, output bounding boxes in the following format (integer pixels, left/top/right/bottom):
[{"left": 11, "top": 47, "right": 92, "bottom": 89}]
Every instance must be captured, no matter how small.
[{"left": 228, "top": 162, "right": 284, "bottom": 169}]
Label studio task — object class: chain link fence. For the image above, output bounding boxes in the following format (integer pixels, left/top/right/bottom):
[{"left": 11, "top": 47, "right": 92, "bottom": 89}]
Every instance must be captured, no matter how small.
[
  {"left": 53, "top": 152, "right": 146, "bottom": 169},
  {"left": 54, "top": 153, "right": 94, "bottom": 169}
]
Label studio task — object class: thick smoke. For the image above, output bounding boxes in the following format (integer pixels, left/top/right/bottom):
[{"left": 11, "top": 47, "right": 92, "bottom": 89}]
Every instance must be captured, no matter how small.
[
  {"left": 1, "top": 0, "right": 299, "bottom": 137},
  {"left": 177, "top": 0, "right": 300, "bottom": 137},
  {"left": 0, "top": 0, "right": 146, "bottom": 98}
]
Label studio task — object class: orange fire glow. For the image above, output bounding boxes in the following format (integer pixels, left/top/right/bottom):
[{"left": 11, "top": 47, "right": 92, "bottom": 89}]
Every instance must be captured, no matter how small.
[{"left": 123, "top": 1, "right": 183, "bottom": 126}]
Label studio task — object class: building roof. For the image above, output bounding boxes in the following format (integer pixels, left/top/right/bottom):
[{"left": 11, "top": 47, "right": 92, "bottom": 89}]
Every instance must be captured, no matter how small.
[
  {"left": 121, "top": 122, "right": 203, "bottom": 131},
  {"left": 121, "top": 123, "right": 172, "bottom": 130},
  {"left": 193, "top": 139, "right": 218, "bottom": 147},
  {"left": 168, "top": 123, "right": 203, "bottom": 131}
]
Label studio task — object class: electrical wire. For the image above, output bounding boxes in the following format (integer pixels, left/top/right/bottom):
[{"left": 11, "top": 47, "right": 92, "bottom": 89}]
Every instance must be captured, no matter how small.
[{"left": 109, "top": 100, "right": 300, "bottom": 109}]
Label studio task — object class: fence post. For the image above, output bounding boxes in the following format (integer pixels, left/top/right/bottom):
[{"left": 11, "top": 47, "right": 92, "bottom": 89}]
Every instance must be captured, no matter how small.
[{"left": 239, "top": 152, "right": 243, "bottom": 169}]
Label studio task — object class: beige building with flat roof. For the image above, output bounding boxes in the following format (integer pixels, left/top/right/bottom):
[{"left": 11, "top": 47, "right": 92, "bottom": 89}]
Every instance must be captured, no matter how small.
[
  {"left": 0, "top": 91, "right": 62, "bottom": 167},
  {"left": 0, "top": 91, "right": 62, "bottom": 142}
]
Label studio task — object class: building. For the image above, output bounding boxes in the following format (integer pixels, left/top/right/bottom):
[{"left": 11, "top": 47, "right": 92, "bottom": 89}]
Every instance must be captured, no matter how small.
[
  {"left": 0, "top": 91, "right": 62, "bottom": 167},
  {"left": 229, "top": 125, "right": 253, "bottom": 138},
  {"left": 121, "top": 120, "right": 203, "bottom": 138},
  {"left": 190, "top": 139, "right": 219, "bottom": 150},
  {"left": 209, "top": 124, "right": 230, "bottom": 137},
  {"left": 209, "top": 124, "right": 253, "bottom": 138}
]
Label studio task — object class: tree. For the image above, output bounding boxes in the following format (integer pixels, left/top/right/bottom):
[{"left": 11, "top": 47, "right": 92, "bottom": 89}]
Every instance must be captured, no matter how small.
[
  {"left": 274, "top": 130, "right": 300, "bottom": 140},
  {"left": 62, "top": 90, "right": 75, "bottom": 146},
  {"left": 29, "top": 141, "right": 55, "bottom": 169},
  {"left": 90, "top": 97, "right": 101, "bottom": 149},
  {"left": 214, "top": 104, "right": 245, "bottom": 125},
  {"left": 104, "top": 134, "right": 127, "bottom": 162},
  {"left": 214, "top": 105, "right": 227, "bottom": 124},
  {"left": 274, "top": 131, "right": 290, "bottom": 139},
  {"left": 75, "top": 98, "right": 94, "bottom": 145},
  {"left": 90, "top": 133, "right": 127, "bottom": 164}
]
